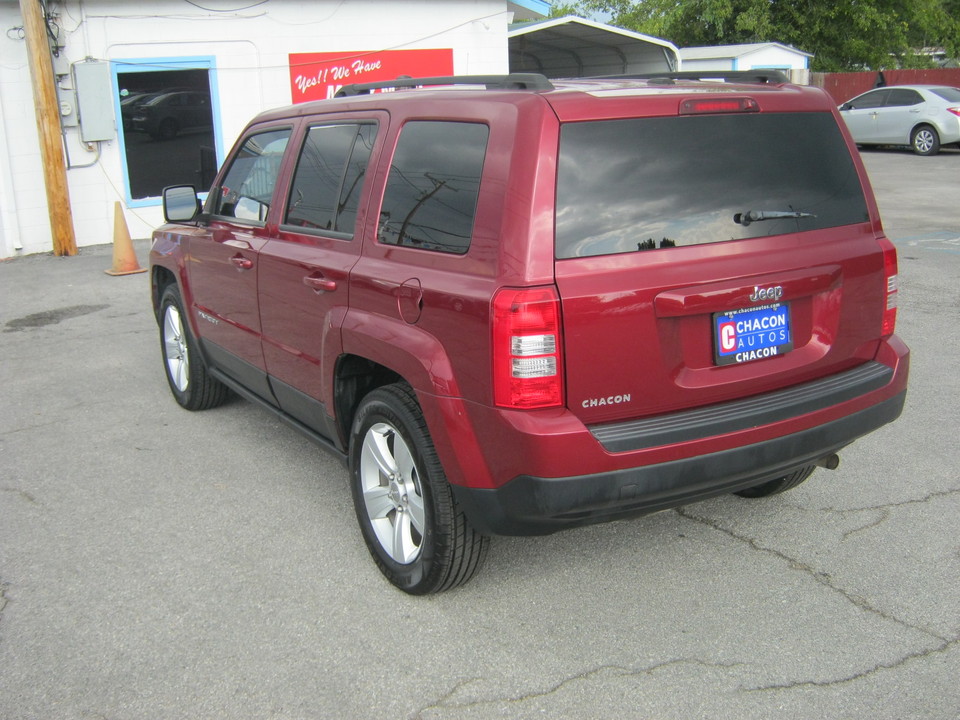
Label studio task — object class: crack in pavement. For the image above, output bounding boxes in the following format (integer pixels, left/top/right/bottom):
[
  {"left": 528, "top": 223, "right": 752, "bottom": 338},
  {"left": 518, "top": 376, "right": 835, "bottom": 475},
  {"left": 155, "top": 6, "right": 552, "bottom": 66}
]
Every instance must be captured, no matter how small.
[
  {"left": 673, "top": 506, "right": 960, "bottom": 693},
  {"left": 673, "top": 506, "right": 948, "bottom": 643},
  {"left": 746, "top": 635, "right": 960, "bottom": 692},
  {"left": 1, "top": 486, "right": 38, "bottom": 505},
  {"left": 411, "top": 659, "right": 744, "bottom": 718},
  {"left": 779, "top": 487, "right": 960, "bottom": 541},
  {"left": 841, "top": 508, "right": 891, "bottom": 541},
  {"left": 822, "top": 486, "right": 960, "bottom": 516},
  {"left": 0, "top": 580, "right": 8, "bottom": 631}
]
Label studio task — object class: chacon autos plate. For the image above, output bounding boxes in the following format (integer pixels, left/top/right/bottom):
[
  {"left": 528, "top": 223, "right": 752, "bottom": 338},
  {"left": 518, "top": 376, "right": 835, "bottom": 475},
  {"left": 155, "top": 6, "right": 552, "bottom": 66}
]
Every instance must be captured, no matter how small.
[{"left": 714, "top": 303, "right": 793, "bottom": 366}]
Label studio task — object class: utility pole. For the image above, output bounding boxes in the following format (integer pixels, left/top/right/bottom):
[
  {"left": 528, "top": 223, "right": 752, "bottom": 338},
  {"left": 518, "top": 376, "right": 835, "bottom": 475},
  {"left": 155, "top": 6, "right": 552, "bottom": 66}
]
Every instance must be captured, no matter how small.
[{"left": 20, "top": 0, "right": 77, "bottom": 256}]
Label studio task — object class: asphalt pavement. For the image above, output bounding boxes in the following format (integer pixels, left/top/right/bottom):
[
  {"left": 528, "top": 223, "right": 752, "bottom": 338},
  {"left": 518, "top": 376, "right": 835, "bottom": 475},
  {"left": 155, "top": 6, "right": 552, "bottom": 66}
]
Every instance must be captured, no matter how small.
[{"left": 1, "top": 147, "right": 958, "bottom": 719}]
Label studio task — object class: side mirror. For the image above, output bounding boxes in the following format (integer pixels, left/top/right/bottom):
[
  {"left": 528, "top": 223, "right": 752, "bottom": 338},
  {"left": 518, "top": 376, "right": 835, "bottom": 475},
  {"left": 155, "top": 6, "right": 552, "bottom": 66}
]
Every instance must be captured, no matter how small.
[
  {"left": 839, "top": 103, "right": 852, "bottom": 112},
  {"left": 162, "top": 185, "right": 200, "bottom": 223}
]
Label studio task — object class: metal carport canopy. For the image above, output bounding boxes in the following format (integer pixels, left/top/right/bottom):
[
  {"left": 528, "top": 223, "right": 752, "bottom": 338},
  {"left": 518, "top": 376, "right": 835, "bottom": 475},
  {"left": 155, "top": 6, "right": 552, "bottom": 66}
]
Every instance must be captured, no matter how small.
[{"left": 508, "top": 16, "right": 680, "bottom": 78}]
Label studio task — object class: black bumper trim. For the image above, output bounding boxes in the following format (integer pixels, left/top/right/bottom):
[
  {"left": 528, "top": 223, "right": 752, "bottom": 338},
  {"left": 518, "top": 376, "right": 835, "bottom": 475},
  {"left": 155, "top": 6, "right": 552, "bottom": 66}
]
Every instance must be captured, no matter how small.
[
  {"left": 590, "top": 362, "right": 893, "bottom": 452},
  {"left": 451, "top": 390, "right": 905, "bottom": 536}
]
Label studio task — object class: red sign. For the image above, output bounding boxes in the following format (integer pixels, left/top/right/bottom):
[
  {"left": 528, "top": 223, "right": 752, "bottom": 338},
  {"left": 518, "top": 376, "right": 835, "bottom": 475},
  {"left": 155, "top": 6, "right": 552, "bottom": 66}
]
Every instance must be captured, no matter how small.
[{"left": 289, "top": 48, "right": 454, "bottom": 104}]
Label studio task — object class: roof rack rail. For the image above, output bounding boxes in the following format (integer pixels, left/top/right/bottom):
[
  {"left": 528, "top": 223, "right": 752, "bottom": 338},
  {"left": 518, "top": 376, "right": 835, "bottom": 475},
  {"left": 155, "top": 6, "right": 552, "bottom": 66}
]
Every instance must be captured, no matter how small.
[
  {"left": 592, "top": 70, "right": 791, "bottom": 85},
  {"left": 335, "top": 73, "right": 555, "bottom": 97}
]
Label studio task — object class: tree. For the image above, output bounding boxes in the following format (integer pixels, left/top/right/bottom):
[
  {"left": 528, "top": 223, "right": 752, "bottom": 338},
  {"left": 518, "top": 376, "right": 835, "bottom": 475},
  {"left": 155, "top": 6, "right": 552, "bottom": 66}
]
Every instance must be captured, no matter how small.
[
  {"left": 565, "top": 0, "right": 960, "bottom": 71},
  {"left": 548, "top": 3, "right": 584, "bottom": 16}
]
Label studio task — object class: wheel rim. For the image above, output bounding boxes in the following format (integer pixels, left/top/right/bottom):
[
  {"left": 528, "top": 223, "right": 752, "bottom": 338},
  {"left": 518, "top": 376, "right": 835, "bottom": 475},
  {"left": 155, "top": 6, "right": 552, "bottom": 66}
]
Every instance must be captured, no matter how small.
[
  {"left": 359, "top": 422, "right": 426, "bottom": 564},
  {"left": 163, "top": 304, "right": 190, "bottom": 392},
  {"left": 915, "top": 130, "right": 934, "bottom": 153}
]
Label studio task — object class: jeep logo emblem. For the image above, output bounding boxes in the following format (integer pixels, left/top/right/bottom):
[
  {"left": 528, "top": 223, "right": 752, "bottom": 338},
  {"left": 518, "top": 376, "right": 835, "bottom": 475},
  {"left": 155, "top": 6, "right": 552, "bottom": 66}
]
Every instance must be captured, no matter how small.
[{"left": 749, "top": 285, "right": 784, "bottom": 303}]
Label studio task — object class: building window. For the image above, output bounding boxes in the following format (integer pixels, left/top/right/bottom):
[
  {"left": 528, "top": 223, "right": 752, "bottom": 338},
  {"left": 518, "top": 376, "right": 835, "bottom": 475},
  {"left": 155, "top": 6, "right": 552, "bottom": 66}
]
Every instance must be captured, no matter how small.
[{"left": 115, "top": 63, "right": 218, "bottom": 201}]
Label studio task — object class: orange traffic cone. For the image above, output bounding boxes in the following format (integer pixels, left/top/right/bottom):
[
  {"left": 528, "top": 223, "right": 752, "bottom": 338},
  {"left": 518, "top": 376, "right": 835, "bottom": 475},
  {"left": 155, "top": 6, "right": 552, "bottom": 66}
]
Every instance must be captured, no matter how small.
[{"left": 105, "top": 201, "right": 147, "bottom": 276}]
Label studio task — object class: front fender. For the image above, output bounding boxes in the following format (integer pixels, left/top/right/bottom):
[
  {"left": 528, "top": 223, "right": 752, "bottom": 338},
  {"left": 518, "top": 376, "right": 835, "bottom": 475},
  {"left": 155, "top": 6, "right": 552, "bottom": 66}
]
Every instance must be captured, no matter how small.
[{"left": 149, "top": 227, "right": 202, "bottom": 339}]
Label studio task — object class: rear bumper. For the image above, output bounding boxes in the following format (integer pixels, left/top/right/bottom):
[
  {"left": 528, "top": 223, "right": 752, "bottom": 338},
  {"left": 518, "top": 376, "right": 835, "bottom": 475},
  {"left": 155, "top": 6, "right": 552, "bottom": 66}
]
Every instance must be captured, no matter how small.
[{"left": 451, "top": 390, "right": 906, "bottom": 536}]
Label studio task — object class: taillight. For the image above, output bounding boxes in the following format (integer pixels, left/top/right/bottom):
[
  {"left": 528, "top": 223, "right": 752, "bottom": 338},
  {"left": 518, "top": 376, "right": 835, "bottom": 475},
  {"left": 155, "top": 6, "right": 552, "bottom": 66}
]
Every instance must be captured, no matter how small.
[
  {"left": 947, "top": 107, "right": 960, "bottom": 117},
  {"left": 493, "top": 286, "right": 563, "bottom": 409},
  {"left": 679, "top": 97, "right": 760, "bottom": 115},
  {"left": 880, "top": 237, "right": 898, "bottom": 338}
]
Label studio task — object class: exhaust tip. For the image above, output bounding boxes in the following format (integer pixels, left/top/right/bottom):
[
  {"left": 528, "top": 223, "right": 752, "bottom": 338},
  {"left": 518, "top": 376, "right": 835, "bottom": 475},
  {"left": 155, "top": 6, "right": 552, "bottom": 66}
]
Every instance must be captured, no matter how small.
[{"left": 817, "top": 453, "right": 841, "bottom": 470}]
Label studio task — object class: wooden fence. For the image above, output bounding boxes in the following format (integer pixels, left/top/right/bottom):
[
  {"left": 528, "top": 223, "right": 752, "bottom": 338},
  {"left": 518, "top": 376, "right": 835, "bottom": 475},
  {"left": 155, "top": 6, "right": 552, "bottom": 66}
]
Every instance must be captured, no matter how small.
[{"left": 811, "top": 69, "right": 960, "bottom": 104}]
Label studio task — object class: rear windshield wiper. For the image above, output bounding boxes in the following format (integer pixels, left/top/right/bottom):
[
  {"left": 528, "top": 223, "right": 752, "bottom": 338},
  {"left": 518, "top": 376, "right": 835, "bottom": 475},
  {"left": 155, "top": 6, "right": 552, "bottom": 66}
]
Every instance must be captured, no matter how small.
[{"left": 734, "top": 209, "right": 816, "bottom": 226}]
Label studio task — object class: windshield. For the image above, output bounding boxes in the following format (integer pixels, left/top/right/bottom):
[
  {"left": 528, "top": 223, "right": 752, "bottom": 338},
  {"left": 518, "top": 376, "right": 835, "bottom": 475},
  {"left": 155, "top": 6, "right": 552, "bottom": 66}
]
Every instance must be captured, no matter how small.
[{"left": 556, "top": 113, "right": 869, "bottom": 259}]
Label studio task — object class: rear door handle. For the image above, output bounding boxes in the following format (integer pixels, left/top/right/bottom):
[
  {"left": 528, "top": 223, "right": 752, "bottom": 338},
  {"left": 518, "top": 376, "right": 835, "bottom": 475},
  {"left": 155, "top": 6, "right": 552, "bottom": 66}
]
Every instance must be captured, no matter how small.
[
  {"left": 303, "top": 275, "right": 338, "bottom": 292},
  {"left": 230, "top": 255, "right": 253, "bottom": 270}
]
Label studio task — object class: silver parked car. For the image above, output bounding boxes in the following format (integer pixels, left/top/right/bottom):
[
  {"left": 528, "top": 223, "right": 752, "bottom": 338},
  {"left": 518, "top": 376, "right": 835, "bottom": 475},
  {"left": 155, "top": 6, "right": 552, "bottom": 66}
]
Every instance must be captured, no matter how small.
[{"left": 839, "top": 85, "right": 960, "bottom": 155}]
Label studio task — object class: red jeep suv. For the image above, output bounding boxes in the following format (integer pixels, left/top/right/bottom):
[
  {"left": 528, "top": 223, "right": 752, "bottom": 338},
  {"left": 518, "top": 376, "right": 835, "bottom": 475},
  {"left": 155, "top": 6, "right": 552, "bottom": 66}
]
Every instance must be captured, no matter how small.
[{"left": 150, "top": 72, "right": 909, "bottom": 594}]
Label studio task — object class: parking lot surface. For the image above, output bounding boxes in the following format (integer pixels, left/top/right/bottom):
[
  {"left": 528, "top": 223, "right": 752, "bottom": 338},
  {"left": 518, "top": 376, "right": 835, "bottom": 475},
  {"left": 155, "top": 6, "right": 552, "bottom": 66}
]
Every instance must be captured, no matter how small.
[{"left": 1, "top": 148, "right": 958, "bottom": 719}]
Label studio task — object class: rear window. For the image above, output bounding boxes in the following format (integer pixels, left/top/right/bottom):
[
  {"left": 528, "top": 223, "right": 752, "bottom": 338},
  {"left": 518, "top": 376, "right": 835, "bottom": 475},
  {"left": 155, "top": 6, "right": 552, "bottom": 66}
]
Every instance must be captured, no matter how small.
[
  {"left": 556, "top": 113, "right": 869, "bottom": 259},
  {"left": 931, "top": 87, "right": 960, "bottom": 102}
]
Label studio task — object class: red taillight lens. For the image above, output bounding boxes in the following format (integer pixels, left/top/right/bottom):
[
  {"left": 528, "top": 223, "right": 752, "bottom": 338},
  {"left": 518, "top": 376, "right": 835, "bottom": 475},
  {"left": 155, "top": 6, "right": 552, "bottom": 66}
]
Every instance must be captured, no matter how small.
[
  {"left": 880, "top": 237, "right": 898, "bottom": 338},
  {"left": 947, "top": 107, "right": 960, "bottom": 117},
  {"left": 493, "top": 286, "right": 563, "bottom": 409}
]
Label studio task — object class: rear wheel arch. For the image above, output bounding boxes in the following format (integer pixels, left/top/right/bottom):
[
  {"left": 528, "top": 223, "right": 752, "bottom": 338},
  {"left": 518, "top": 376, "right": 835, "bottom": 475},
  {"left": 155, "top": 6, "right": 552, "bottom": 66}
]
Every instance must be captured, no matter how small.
[
  {"left": 335, "top": 319, "right": 464, "bottom": 448},
  {"left": 910, "top": 124, "right": 940, "bottom": 155},
  {"left": 332, "top": 349, "right": 483, "bottom": 491},
  {"left": 333, "top": 354, "right": 402, "bottom": 448}
]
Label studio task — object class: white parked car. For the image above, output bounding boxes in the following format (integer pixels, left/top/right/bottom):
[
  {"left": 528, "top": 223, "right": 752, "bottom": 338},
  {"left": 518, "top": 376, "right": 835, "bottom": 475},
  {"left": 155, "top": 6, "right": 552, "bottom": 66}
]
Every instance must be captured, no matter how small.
[{"left": 839, "top": 85, "right": 960, "bottom": 155}]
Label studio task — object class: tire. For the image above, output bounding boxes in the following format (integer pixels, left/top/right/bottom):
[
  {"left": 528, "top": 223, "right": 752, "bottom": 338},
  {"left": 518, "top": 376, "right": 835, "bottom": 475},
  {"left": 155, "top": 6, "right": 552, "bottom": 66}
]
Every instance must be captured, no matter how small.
[
  {"left": 734, "top": 466, "right": 816, "bottom": 498},
  {"left": 159, "top": 285, "right": 229, "bottom": 411},
  {"left": 349, "top": 383, "right": 489, "bottom": 594},
  {"left": 911, "top": 125, "right": 940, "bottom": 156},
  {"left": 158, "top": 117, "right": 179, "bottom": 140}
]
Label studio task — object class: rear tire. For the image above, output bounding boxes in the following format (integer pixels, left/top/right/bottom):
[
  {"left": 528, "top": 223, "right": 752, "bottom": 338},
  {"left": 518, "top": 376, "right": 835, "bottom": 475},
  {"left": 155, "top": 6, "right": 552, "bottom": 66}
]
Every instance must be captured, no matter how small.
[
  {"left": 159, "top": 285, "right": 229, "bottom": 411},
  {"left": 735, "top": 466, "right": 816, "bottom": 498},
  {"left": 158, "top": 117, "right": 179, "bottom": 140},
  {"left": 911, "top": 125, "right": 940, "bottom": 156},
  {"left": 349, "top": 383, "right": 488, "bottom": 594}
]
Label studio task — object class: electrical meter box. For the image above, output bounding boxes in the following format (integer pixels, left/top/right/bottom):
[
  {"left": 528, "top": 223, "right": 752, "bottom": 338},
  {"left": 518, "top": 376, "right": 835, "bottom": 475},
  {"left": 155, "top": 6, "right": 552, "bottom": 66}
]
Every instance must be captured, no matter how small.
[{"left": 73, "top": 61, "right": 115, "bottom": 142}]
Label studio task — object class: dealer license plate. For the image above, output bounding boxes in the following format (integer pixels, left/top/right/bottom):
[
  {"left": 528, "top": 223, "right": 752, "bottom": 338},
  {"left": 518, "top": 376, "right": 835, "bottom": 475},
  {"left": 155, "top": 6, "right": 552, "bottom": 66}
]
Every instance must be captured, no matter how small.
[{"left": 714, "top": 303, "right": 793, "bottom": 366}]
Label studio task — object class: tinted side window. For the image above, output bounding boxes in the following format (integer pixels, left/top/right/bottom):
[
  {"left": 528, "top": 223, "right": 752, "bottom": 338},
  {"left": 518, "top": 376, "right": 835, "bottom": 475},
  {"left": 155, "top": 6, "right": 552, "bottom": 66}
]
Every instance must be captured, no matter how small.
[
  {"left": 850, "top": 90, "right": 888, "bottom": 109},
  {"left": 378, "top": 121, "right": 489, "bottom": 255},
  {"left": 285, "top": 123, "right": 375, "bottom": 235},
  {"left": 213, "top": 129, "right": 291, "bottom": 222},
  {"left": 886, "top": 89, "right": 923, "bottom": 107},
  {"left": 556, "top": 113, "right": 869, "bottom": 259},
  {"left": 932, "top": 87, "right": 960, "bottom": 102},
  {"left": 338, "top": 124, "right": 376, "bottom": 233}
]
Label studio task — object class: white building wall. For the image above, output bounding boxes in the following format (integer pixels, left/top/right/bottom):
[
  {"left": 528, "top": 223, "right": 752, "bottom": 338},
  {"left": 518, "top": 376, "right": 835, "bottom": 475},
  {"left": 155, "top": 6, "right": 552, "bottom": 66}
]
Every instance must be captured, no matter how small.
[
  {"left": 734, "top": 47, "right": 809, "bottom": 70},
  {"left": 681, "top": 57, "right": 735, "bottom": 71},
  {"left": 0, "top": 0, "right": 511, "bottom": 258},
  {"left": 679, "top": 45, "right": 810, "bottom": 73}
]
